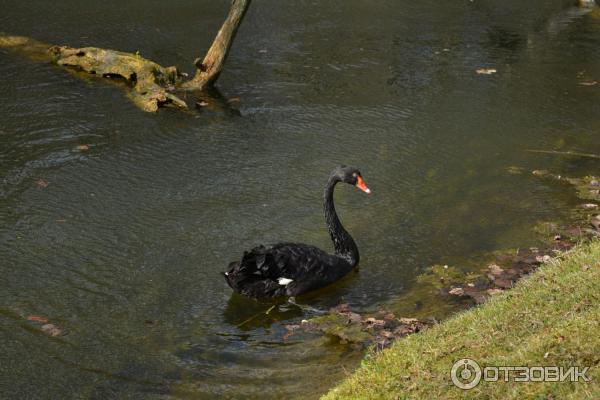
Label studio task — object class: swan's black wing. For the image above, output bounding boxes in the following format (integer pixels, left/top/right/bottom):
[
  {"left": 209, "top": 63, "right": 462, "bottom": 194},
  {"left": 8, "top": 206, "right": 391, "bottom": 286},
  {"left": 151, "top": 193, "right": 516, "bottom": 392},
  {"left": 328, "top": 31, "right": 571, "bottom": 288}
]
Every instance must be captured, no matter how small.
[{"left": 224, "top": 243, "right": 354, "bottom": 298}]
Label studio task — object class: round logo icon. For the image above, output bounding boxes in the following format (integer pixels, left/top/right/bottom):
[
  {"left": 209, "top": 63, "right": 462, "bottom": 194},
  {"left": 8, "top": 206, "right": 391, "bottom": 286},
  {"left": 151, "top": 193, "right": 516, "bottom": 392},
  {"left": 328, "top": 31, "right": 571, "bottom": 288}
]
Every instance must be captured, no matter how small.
[{"left": 451, "top": 358, "right": 482, "bottom": 389}]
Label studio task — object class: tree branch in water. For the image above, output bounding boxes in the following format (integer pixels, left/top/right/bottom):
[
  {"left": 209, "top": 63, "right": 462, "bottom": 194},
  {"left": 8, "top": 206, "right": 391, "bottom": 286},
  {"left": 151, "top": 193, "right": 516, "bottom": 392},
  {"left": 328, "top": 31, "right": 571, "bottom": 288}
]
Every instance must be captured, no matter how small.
[
  {"left": 183, "top": 0, "right": 251, "bottom": 91},
  {"left": 525, "top": 149, "right": 600, "bottom": 160}
]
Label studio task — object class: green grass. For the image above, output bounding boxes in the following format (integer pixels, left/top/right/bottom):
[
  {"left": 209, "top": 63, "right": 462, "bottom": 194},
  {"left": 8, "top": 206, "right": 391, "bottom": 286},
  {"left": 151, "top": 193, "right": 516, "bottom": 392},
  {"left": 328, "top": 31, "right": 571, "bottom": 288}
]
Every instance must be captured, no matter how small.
[{"left": 324, "top": 241, "right": 600, "bottom": 399}]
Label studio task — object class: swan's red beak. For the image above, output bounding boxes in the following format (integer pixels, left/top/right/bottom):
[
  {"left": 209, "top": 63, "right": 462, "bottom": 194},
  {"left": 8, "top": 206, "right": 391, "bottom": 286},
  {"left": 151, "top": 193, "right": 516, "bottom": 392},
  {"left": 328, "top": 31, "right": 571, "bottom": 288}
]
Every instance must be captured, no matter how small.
[{"left": 355, "top": 176, "right": 371, "bottom": 194}]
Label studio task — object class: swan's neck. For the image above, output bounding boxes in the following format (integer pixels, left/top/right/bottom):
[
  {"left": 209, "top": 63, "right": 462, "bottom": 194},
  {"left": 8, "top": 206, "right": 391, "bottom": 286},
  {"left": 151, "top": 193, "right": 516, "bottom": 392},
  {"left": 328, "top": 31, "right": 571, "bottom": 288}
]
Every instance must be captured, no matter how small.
[{"left": 324, "top": 178, "right": 359, "bottom": 266}]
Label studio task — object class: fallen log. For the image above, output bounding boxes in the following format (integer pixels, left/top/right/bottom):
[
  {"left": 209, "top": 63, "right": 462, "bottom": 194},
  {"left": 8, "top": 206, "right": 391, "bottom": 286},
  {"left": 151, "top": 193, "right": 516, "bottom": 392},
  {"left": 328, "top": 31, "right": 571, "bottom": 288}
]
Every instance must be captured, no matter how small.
[
  {"left": 49, "top": 45, "right": 187, "bottom": 112},
  {"left": 0, "top": 0, "right": 251, "bottom": 112}
]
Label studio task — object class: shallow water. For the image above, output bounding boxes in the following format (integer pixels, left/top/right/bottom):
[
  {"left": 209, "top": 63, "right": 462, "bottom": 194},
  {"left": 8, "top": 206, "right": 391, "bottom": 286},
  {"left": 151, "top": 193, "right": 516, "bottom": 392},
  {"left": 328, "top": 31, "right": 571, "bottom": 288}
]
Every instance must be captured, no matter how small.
[{"left": 1, "top": 1, "right": 599, "bottom": 398}]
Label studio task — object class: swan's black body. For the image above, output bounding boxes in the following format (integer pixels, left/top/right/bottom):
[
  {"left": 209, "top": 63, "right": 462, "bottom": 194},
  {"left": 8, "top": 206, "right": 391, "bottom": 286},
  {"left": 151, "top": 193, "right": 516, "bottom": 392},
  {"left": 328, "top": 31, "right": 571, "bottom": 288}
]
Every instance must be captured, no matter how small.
[{"left": 224, "top": 166, "right": 370, "bottom": 298}]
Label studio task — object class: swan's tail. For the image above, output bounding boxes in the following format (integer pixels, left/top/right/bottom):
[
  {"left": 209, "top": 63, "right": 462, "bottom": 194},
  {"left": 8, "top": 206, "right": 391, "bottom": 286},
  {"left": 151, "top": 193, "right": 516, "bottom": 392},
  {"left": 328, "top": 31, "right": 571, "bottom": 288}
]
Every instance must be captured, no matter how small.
[{"left": 222, "top": 249, "right": 286, "bottom": 297}]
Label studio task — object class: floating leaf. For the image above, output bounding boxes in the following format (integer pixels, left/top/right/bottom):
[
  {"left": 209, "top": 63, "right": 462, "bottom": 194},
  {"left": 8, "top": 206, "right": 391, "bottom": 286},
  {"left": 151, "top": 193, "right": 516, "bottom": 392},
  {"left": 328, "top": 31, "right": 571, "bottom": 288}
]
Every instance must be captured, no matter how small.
[
  {"left": 41, "top": 323, "right": 63, "bottom": 337},
  {"left": 27, "top": 315, "right": 48, "bottom": 323},
  {"left": 448, "top": 287, "right": 465, "bottom": 296},
  {"left": 476, "top": 68, "right": 497, "bottom": 75},
  {"left": 506, "top": 166, "right": 524, "bottom": 175}
]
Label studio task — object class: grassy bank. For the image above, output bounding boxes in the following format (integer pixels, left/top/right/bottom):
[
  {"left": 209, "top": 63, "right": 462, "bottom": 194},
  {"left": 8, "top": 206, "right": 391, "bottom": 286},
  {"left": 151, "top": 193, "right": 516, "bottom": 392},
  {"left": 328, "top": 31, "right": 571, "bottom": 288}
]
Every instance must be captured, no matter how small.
[{"left": 324, "top": 241, "right": 600, "bottom": 399}]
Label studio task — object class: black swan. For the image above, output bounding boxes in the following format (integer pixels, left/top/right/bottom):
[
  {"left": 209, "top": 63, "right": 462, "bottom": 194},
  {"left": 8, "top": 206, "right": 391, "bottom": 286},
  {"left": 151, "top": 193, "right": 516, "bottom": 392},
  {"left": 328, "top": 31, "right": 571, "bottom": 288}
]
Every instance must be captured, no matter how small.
[{"left": 223, "top": 165, "right": 371, "bottom": 298}]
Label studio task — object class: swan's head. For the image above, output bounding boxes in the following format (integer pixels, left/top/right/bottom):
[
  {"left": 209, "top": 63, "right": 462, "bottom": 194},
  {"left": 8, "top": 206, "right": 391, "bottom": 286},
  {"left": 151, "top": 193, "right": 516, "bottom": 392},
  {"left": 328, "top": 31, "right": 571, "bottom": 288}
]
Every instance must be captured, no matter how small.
[{"left": 333, "top": 165, "right": 371, "bottom": 194}]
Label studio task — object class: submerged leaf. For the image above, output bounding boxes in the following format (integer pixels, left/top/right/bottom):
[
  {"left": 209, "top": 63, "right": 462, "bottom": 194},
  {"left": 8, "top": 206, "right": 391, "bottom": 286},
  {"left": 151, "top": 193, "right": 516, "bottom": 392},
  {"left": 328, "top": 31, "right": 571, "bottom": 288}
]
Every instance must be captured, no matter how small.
[
  {"left": 41, "top": 323, "right": 63, "bottom": 337},
  {"left": 27, "top": 315, "right": 49, "bottom": 323}
]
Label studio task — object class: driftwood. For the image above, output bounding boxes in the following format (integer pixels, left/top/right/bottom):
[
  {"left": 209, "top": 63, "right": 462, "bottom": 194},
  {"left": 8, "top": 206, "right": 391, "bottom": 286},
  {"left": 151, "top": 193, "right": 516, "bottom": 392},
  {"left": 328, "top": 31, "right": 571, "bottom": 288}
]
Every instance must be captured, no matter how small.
[{"left": 0, "top": 0, "right": 251, "bottom": 112}]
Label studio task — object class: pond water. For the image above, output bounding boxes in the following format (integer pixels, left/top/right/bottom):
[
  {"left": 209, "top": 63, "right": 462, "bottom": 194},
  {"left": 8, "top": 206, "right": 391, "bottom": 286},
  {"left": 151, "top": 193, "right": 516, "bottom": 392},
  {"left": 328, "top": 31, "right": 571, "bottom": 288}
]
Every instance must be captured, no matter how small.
[{"left": 1, "top": 1, "right": 599, "bottom": 398}]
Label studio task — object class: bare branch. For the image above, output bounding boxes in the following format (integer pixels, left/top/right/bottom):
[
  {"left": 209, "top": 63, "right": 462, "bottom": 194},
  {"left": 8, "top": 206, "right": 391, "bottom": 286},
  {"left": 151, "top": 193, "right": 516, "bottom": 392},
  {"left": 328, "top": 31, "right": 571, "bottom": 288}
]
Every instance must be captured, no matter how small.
[{"left": 182, "top": 0, "right": 251, "bottom": 90}]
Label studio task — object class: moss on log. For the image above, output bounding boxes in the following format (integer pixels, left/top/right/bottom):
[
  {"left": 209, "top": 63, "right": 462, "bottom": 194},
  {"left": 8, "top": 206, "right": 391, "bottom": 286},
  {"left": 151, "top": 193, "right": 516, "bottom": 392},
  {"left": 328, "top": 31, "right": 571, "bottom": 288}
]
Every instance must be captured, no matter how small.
[
  {"left": 0, "top": 35, "right": 54, "bottom": 62},
  {"left": 49, "top": 45, "right": 187, "bottom": 112}
]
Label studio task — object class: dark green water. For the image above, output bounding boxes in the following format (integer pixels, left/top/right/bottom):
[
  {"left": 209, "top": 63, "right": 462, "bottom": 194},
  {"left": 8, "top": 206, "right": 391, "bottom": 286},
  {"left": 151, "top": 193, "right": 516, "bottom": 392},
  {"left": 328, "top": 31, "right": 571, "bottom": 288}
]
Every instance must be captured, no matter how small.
[{"left": 1, "top": 1, "right": 599, "bottom": 398}]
